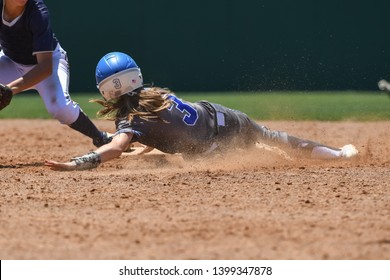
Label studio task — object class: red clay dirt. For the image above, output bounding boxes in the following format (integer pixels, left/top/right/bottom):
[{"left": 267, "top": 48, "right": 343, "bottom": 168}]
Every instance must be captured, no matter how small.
[{"left": 0, "top": 119, "right": 389, "bottom": 260}]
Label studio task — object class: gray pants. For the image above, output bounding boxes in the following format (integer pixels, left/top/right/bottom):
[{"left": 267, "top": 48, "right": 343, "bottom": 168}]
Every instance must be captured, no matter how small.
[{"left": 211, "top": 103, "right": 332, "bottom": 153}]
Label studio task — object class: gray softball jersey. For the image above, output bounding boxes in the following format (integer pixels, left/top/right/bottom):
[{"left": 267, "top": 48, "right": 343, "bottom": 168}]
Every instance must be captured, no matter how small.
[
  {"left": 115, "top": 94, "right": 291, "bottom": 156},
  {"left": 115, "top": 95, "right": 218, "bottom": 155}
]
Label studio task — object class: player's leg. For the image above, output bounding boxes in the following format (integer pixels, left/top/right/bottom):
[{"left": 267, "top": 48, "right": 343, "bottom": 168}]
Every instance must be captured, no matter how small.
[
  {"left": 210, "top": 102, "right": 358, "bottom": 159},
  {"left": 0, "top": 51, "right": 22, "bottom": 85},
  {"left": 35, "top": 45, "right": 111, "bottom": 147},
  {"left": 250, "top": 121, "right": 358, "bottom": 159}
]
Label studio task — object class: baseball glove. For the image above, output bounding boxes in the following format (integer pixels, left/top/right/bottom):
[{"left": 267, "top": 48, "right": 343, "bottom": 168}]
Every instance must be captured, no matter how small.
[{"left": 0, "top": 83, "right": 13, "bottom": 110}]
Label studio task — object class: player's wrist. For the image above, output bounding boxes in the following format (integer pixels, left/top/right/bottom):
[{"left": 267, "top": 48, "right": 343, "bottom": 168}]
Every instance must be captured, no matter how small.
[{"left": 70, "top": 152, "right": 101, "bottom": 170}]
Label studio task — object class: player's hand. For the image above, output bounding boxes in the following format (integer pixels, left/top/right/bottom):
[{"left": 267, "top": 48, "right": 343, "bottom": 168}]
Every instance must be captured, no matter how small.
[{"left": 44, "top": 159, "right": 77, "bottom": 171}]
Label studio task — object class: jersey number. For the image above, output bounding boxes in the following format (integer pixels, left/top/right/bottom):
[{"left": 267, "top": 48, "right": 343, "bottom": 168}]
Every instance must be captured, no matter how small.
[{"left": 168, "top": 95, "right": 199, "bottom": 126}]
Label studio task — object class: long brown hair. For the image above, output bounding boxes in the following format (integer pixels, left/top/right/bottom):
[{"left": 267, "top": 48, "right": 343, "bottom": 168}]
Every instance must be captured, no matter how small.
[{"left": 91, "top": 87, "right": 173, "bottom": 121}]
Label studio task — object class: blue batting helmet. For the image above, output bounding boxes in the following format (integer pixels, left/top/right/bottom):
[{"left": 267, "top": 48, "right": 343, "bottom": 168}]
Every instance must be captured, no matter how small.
[{"left": 95, "top": 52, "right": 143, "bottom": 100}]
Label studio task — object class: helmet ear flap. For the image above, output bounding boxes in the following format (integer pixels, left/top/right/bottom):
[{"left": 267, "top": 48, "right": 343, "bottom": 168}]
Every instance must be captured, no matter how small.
[{"left": 95, "top": 52, "right": 143, "bottom": 100}]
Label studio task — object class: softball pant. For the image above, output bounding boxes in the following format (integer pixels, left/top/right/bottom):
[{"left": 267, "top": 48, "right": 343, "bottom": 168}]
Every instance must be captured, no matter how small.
[{"left": 0, "top": 43, "right": 80, "bottom": 125}]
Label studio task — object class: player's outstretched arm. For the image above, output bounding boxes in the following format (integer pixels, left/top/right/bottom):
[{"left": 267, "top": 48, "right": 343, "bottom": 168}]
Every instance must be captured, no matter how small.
[{"left": 45, "top": 132, "right": 133, "bottom": 171}]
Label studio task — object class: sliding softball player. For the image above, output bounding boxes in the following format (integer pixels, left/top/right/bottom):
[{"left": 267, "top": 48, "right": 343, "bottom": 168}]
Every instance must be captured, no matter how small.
[{"left": 45, "top": 52, "right": 358, "bottom": 171}]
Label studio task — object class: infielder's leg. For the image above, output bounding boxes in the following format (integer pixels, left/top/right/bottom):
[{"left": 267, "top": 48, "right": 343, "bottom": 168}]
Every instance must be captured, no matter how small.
[
  {"left": 0, "top": 50, "right": 22, "bottom": 84},
  {"left": 33, "top": 45, "right": 110, "bottom": 147}
]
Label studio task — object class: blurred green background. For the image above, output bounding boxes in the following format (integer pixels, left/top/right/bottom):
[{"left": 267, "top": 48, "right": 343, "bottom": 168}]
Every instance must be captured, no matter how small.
[
  {"left": 46, "top": 0, "right": 390, "bottom": 93},
  {"left": 2, "top": 1, "right": 389, "bottom": 121},
  {"left": 2, "top": 92, "right": 389, "bottom": 121}
]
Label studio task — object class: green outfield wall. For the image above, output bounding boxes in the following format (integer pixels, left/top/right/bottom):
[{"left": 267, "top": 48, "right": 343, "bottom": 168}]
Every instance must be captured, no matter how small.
[{"left": 47, "top": 0, "right": 389, "bottom": 92}]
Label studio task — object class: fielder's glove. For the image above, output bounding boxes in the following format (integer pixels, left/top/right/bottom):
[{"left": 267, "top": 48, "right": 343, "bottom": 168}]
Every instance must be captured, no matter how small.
[{"left": 0, "top": 83, "right": 13, "bottom": 110}]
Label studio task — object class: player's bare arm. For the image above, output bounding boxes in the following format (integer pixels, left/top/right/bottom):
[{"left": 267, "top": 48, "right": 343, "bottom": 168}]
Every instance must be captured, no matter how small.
[
  {"left": 7, "top": 52, "right": 53, "bottom": 94},
  {"left": 45, "top": 132, "right": 133, "bottom": 171}
]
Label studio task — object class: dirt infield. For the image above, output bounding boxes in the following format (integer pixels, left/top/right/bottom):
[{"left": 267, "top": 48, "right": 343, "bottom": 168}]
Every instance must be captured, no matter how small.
[{"left": 0, "top": 119, "right": 389, "bottom": 260}]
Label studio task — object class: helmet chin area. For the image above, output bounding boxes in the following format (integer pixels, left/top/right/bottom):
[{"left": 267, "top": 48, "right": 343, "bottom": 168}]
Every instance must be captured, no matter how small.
[{"left": 97, "top": 68, "right": 143, "bottom": 101}]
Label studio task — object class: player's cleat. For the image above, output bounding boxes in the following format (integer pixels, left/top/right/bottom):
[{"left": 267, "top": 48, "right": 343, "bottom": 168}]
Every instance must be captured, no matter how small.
[
  {"left": 93, "top": 131, "right": 113, "bottom": 147},
  {"left": 339, "top": 144, "right": 358, "bottom": 158}
]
